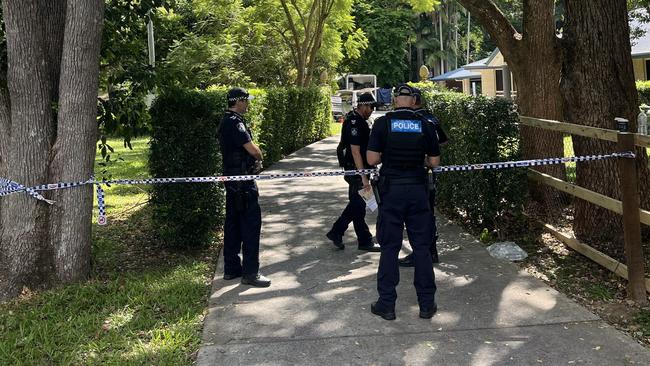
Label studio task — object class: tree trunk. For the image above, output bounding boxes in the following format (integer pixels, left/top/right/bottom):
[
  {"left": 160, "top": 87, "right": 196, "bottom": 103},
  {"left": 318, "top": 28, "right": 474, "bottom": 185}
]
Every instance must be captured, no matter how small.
[
  {"left": 44, "top": 0, "right": 66, "bottom": 113},
  {"left": 0, "top": 77, "right": 9, "bottom": 179},
  {"left": 457, "top": 0, "right": 566, "bottom": 215},
  {"left": 0, "top": 0, "right": 55, "bottom": 300},
  {"left": 561, "top": 0, "right": 649, "bottom": 251},
  {"left": 516, "top": 0, "right": 566, "bottom": 214},
  {"left": 48, "top": 0, "right": 104, "bottom": 283},
  {"left": 0, "top": 0, "right": 105, "bottom": 300}
]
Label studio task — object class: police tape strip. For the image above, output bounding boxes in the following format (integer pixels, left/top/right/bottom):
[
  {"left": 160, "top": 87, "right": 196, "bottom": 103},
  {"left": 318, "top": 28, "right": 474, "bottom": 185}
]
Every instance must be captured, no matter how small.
[{"left": 0, "top": 152, "right": 636, "bottom": 226}]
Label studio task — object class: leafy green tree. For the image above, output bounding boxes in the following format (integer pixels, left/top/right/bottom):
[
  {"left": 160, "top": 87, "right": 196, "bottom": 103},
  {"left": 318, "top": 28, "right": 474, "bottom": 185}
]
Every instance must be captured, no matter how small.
[
  {"left": 254, "top": 0, "right": 367, "bottom": 86},
  {"left": 345, "top": 0, "right": 416, "bottom": 86}
]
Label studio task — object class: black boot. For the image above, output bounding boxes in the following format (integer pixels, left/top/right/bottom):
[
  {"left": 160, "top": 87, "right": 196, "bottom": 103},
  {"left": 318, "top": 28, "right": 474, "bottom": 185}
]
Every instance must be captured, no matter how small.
[
  {"left": 241, "top": 273, "right": 271, "bottom": 287},
  {"left": 326, "top": 231, "right": 344, "bottom": 249},
  {"left": 419, "top": 303, "right": 438, "bottom": 319},
  {"left": 371, "top": 302, "right": 396, "bottom": 320}
]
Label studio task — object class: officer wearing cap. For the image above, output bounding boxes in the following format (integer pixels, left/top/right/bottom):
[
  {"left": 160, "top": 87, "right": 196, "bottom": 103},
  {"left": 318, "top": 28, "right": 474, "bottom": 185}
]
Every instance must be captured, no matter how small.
[
  {"left": 327, "top": 93, "right": 381, "bottom": 252},
  {"left": 219, "top": 87, "right": 270, "bottom": 288},
  {"left": 398, "top": 88, "right": 449, "bottom": 267},
  {"left": 366, "top": 84, "right": 440, "bottom": 320}
]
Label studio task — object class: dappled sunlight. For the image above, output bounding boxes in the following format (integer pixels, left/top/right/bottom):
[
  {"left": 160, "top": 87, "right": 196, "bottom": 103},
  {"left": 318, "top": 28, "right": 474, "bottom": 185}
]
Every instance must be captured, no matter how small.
[
  {"left": 326, "top": 264, "right": 376, "bottom": 284},
  {"left": 402, "top": 342, "right": 436, "bottom": 364},
  {"left": 103, "top": 306, "right": 136, "bottom": 331},
  {"left": 235, "top": 296, "right": 318, "bottom": 328},
  {"left": 312, "top": 286, "right": 361, "bottom": 301},
  {"left": 470, "top": 342, "right": 521, "bottom": 366},
  {"left": 495, "top": 281, "right": 558, "bottom": 325},
  {"left": 297, "top": 259, "right": 321, "bottom": 273}
]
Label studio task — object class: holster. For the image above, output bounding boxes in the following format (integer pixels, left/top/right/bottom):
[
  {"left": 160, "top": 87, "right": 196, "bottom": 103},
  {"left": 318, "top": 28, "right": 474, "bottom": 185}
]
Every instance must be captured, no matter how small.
[
  {"left": 343, "top": 159, "right": 360, "bottom": 184},
  {"left": 336, "top": 141, "right": 346, "bottom": 167},
  {"left": 427, "top": 171, "right": 436, "bottom": 192},
  {"left": 232, "top": 183, "right": 257, "bottom": 212},
  {"left": 370, "top": 173, "right": 382, "bottom": 205}
]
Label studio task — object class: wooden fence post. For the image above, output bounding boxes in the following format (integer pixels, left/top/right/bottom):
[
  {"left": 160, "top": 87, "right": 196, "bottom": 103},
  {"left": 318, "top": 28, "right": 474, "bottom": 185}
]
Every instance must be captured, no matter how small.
[{"left": 616, "top": 117, "right": 648, "bottom": 304}]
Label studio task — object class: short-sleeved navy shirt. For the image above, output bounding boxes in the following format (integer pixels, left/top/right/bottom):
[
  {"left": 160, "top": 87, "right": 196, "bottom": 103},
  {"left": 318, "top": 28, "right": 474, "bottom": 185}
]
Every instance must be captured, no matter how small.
[
  {"left": 414, "top": 108, "right": 449, "bottom": 144},
  {"left": 219, "top": 110, "right": 252, "bottom": 154},
  {"left": 341, "top": 110, "right": 371, "bottom": 168},
  {"left": 219, "top": 110, "right": 255, "bottom": 190},
  {"left": 368, "top": 108, "right": 440, "bottom": 176}
]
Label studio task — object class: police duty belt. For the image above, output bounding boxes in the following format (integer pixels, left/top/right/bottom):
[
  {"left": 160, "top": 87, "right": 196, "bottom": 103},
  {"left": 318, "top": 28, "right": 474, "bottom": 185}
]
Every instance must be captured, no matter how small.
[{"left": 0, "top": 152, "right": 635, "bottom": 226}]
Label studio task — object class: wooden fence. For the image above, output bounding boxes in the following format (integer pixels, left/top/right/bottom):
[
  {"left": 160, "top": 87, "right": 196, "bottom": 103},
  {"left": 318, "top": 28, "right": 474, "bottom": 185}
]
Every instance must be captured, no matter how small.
[{"left": 519, "top": 116, "right": 650, "bottom": 303}]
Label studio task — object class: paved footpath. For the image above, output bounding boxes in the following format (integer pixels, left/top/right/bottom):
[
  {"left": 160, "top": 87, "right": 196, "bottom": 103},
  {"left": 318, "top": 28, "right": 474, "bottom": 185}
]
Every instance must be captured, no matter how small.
[{"left": 198, "top": 135, "right": 650, "bottom": 365}]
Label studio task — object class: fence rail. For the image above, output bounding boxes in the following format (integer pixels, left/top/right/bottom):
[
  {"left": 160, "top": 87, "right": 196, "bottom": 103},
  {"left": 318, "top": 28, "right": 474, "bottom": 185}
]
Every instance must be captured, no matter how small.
[
  {"left": 519, "top": 115, "right": 648, "bottom": 303},
  {"left": 527, "top": 170, "right": 650, "bottom": 226},
  {"left": 519, "top": 116, "right": 650, "bottom": 148}
]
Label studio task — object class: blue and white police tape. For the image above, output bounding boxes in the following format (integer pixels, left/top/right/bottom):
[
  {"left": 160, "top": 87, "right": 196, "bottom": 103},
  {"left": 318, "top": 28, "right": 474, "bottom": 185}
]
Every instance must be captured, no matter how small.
[{"left": 0, "top": 151, "right": 636, "bottom": 226}]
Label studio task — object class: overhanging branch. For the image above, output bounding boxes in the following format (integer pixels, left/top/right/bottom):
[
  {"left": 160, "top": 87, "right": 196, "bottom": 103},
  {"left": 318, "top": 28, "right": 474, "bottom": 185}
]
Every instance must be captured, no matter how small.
[{"left": 456, "top": 0, "right": 521, "bottom": 60}]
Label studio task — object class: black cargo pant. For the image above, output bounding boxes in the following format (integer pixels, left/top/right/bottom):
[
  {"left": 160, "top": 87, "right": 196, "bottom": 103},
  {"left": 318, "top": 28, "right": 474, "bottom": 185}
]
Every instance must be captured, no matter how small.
[
  {"left": 329, "top": 177, "right": 373, "bottom": 246},
  {"left": 223, "top": 182, "right": 262, "bottom": 277}
]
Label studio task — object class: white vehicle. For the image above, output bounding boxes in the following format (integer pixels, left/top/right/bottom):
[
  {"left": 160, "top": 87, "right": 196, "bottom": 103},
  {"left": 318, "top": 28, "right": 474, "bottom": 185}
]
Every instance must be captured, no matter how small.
[{"left": 332, "top": 74, "right": 378, "bottom": 118}]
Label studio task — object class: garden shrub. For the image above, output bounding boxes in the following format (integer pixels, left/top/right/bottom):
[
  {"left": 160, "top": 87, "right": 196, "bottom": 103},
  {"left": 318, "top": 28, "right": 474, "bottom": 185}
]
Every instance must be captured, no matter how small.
[
  {"left": 637, "top": 80, "right": 650, "bottom": 106},
  {"left": 149, "top": 87, "right": 224, "bottom": 248},
  {"left": 421, "top": 90, "right": 527, "bottom": 235},
  {"left": 149, "top": 85, "right": 331, "bottom": 247},
  {"left": 260, "top": 86, "right": 331, "bottom": 163}
]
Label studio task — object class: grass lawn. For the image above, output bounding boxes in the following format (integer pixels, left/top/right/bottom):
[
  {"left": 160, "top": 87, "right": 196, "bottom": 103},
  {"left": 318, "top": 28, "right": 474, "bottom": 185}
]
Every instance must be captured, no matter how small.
[
  {"left": 330, "top": 120, "right": 343, "bottom": 136},
  {"left": 0, "top": 137, "right": 218, "bottom": 365}
]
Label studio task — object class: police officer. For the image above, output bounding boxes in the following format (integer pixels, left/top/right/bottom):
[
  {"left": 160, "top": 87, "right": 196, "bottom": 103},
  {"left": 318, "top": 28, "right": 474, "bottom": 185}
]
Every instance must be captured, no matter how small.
[
  {"left": 398, "top": 88, "right": 449, "bottom": 267},
  {"left": 366, "top": 84, "right": 440, "bottom": 320},
  {"left": 327, "top": 93, "right": 381, "bottom": 252},
  {"left": 219, "top": 87, "right": 270, "bottom": 288}
]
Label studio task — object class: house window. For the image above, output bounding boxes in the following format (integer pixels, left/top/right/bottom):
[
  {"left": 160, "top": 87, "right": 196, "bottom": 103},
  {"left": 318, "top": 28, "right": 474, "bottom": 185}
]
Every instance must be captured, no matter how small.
[
  {"left": 495, "top": 69, "right": 504, "bottom": 92},
  {"left": 646, "top": 60, "right": 650, "bottom": 80}
]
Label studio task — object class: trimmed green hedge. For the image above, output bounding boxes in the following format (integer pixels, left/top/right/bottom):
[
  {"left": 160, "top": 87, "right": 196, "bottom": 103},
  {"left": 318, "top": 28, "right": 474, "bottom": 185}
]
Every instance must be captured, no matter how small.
[
  {"left": 260, "top": 87, "right": 332, "bottom": 162},
  {"left": 420, "top": 87, "right": 528, "bottom": 235},
  {"left": 149, "top": 86, "right": 331, "bottom": 248},
  {"left": 149, "top": 88, "right": 224, "bottom": 248}
]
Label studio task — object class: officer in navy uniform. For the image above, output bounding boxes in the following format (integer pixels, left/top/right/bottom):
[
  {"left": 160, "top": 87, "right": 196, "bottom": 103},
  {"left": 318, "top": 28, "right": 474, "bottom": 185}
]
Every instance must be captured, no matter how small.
[
  {"left": 327, "top": 93, "right": 381, "bottom": 252},
  {"left": 219, "top": 87, "right": 270, "bottom": 288},
  {"left": 366, "top": 84, "right": 440, "bottom": 320},
  {"left": 399, "top": 88, "right": 449, "bottom": 267}
]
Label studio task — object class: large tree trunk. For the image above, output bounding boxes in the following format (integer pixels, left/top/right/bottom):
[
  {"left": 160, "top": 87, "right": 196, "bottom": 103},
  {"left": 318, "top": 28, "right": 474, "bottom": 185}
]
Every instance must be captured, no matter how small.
[
  {"left": 0, "top": 0, "right": 105, "bottom": 300},
  {"left": 561, "top": 0, "right": 649, "bottom": 251},
  {"left": 48, "top": 0, "right": 104, "bottom": 283},
  {"left": 515, "top": 0, "right": 566, "bottom": 214},
  {"left": 0, "top": 1, "right": 55, "bottom": 299},
  {"left": 457, "top": 0, "right": 566, "bottom": 215}
]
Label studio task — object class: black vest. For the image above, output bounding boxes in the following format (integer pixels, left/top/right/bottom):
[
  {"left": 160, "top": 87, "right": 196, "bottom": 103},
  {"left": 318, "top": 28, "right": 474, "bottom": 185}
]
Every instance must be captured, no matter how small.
[
  {"left": 219, "top": 111, "right": 255, "bottom": 175},
  {"left": 382, "top": 109, "right": 427, "bottom": 170}
]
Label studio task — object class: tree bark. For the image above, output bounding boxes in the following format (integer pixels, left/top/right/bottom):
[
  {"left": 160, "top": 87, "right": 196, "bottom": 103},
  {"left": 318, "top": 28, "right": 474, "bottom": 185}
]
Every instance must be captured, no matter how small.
[
  {"left": 0, "top": 0, "right": 105, "bottom": 300},
  {"left": 458, "top": 0, "right": 566, "bottom": 214},
  {"left": 516, "top": 0, "right": 566, "bottom": 212},
  {"left": 0, "top": 75, "right": 10, "bottom": 179},
  {"left": 44, "top": 0, "right": 66, "bottom": 136},
  {"left": 47, "top": 0, "right": 104, "bottom": 283},
  {"left": 0, "top": 0, "right": 55, "bottom": 300},
  {"left": 561, "top": 0, "right": 650, "bottom": 250}
]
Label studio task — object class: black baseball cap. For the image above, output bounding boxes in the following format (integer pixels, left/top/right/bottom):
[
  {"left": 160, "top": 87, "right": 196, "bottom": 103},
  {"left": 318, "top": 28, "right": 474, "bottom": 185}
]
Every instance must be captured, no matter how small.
[
  {"left": 357, "top": 92, "right": 378, "bottom": 107},
  {"left": 227, "top": 87, "right": 254, "bottom": 102},
  {"left": 393, "top": 84, "right": 415, "bottom": 97}
]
